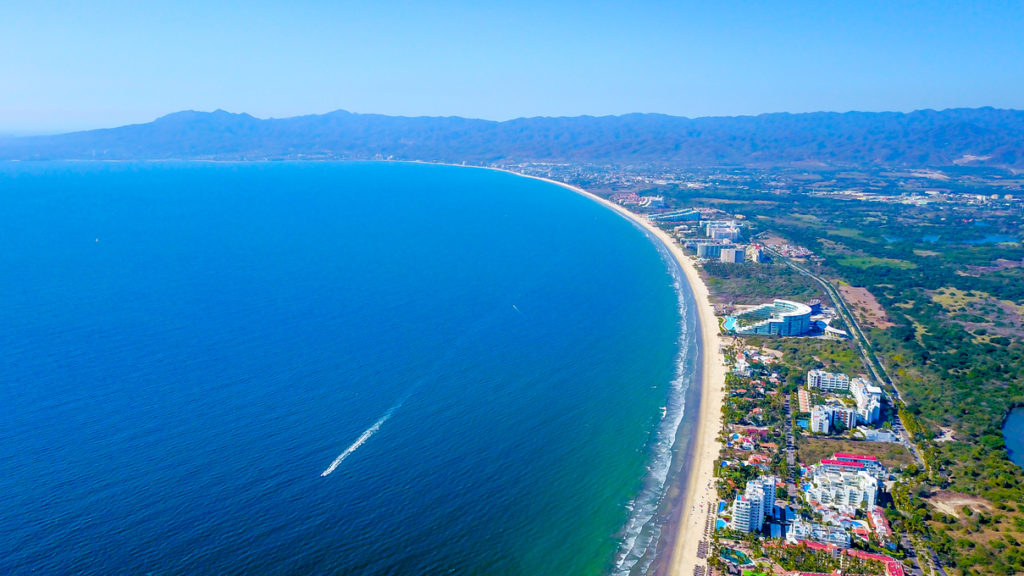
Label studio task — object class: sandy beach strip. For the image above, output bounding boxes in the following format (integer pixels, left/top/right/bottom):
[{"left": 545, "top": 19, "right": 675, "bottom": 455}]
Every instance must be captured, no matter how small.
[{"left": 498, "top": 170, "right": 727, "bottom": 576}]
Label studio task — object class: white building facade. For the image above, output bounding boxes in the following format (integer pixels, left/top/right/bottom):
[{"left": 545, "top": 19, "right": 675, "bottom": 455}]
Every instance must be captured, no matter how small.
[
  {"left": 729, "top": 476, "right": 778, "bottom": 533},
  {"left": 850, "top": 377, "right": 882, "bottom": 424},
  {"left": 810, "top": 405, "right": 832, "bottom": 434},
  {"left": 805, "top": 468, "right": 879, "bottom": 510},
  {"left": 806, "top": 369, "right": 850, "bottom": 392},
  {"left": 787, "top": 517, "right": 852, "bottom": 548},
  {"left": 810, "top": 404, "right": 858, "bottom": 433}
]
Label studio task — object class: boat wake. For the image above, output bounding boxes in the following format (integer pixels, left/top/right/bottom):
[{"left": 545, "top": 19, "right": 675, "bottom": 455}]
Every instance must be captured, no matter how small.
[
  {"left": 320, "top": 401, "right": 402, "bottom": 477},
  {"left": 319, "top": 309, "right": 509, "bottom": 478}
]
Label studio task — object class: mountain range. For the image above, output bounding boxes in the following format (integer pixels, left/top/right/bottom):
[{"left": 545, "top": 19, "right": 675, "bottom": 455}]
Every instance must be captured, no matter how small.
[{"left": 1, "top": 107, "right": 1022, "bottom": 168}]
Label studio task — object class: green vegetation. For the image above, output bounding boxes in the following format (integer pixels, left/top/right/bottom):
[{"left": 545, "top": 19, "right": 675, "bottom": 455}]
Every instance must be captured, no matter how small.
[
  {"left": 702, "top": 260, "right": 823, "bottom": 304},
  {"left": 835, "top": 256, "right": 917, "bottom": 270},
  {"left": 797, "top": 436, "right": 916, "bottom": 470},
  {"left": 828, "top": 227, "right": 878, "bottom": 243},
  {"left": 657, "top": 173, "right": 1024, "bottom": 576},
  {"left": 761, "top": 544, "right": 885, "bottom": 574}
]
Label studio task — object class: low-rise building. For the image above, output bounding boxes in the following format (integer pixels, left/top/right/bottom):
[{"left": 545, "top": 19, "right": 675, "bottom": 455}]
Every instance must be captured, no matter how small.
[
  {"left": 787, "top": 516, "right": 852, "bottom": 548},
  {"left": 732, "top": 358, "right": 752, "bottom": 378},
  {"left": 868, "top": 505, "right": 893, "bottom": 544},
  {"left": 832, "top": 453, "right": 886, "bottom": 479}
]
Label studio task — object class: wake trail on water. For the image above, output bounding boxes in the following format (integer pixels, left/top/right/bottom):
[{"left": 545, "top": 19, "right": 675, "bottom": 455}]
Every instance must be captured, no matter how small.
[
  {"left": 320, "top": 403, "right": 401, "bottom": 477},
  {"left": 320, "top": 303, "right": 516, "bottom": 478}
]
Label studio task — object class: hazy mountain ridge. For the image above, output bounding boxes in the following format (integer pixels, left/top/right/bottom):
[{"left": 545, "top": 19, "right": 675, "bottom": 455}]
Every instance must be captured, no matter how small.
[{"left": 1, "top": 107, "right": 1022, "bottom": 168}]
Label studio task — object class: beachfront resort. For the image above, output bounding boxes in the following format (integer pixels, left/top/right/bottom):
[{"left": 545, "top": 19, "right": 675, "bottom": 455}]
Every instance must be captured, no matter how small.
[
  {"left": 708, "top": 340, "right": 915, "bottom": 576},
  {"left": 616, "top": 197, "right": 929, "bottom": 576}
]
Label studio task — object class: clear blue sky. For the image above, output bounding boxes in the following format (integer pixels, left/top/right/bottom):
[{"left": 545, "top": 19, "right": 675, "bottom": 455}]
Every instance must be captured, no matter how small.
[{"left": 3, "top": 0, "right": 1023, "bottom": 133}]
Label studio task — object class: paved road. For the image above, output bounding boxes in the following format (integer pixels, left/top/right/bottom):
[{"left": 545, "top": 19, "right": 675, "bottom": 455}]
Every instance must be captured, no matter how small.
[
  {"left": 767, "top": 249, "right": 928, "bottom": 469},
  {"left": 766, "top": 249, "right": 946, "bottom": 573},
  {"left": 782, "top": 394, "right": 798, "bottom": 501}
]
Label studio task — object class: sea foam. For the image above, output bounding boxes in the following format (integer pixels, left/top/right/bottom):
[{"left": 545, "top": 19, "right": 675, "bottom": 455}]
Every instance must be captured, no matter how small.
[
  {"left": 321, "top": 403, "right": 402, "bottom": 477},
  {"left": 611, "top": 236, "right": 699, "bottom": 576}
]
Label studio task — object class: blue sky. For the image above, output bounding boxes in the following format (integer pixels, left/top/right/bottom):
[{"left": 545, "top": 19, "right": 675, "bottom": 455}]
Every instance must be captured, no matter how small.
[{"left": 2, "top": 1, "right": 1023, "bottom": 132}]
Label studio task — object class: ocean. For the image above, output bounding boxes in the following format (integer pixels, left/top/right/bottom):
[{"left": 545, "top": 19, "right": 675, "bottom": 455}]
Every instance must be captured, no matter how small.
[{"left": 0, "top": 162, "right": 701, "bottom": 575}]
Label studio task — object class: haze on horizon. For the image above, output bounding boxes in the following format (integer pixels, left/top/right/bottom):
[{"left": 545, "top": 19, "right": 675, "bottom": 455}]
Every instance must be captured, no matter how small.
[{"left": 3, "top": 0, "right": 1024, "bottom": 134}]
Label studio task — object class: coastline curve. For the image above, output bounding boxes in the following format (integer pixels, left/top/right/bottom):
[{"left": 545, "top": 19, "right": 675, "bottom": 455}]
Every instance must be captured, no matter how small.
[{"left": 490, "top": 168, "right": 727, "bottom": 576}]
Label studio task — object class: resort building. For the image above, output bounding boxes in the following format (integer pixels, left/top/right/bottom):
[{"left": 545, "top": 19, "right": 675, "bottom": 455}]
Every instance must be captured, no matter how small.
[
  {"left": 806, "top": 369, "right": 850, "bottom": 392},
  {"left": 720, "top": 247, "right": 745, "bottom": 263},
  {"left": 749, "top": 476, "right": 778, "bottom": 518},
  {"left": 810, "top": 405, "right": 832, "bottom": 434},
  {"left": 818, "top": 457, "right": 869, "bottom": 476},
  {"left": 696, "top": 243, "right": 727, "bottom": 258},
  {"left": 787, "top": 517, "right": 852, "bottom": 548},
  {"left": 805, "top": 466, "right": 879, "bottom": 510},
  {"left": 746, "top": 245, "right": 765, "bottom": 263},
  {"left": 729, "top": 300, "right": 813, "bottom": 336},
  {"left": 729, "top": 476, "right": 778, "bottom": 533},
  {"left": 730, "top": 493, "right": 764, "bottom": 533},
  {"left": 710, "top": 226, "right": 741, "bottom": 241},
  {"left": 703, "top": 220, "right": 738, "bottom": 236},
  {"left": 639, "top": 195, "right": 665, "bottom": 208},
  {"left": 649, "top": 209, "right": 701, "bottom": 222},
  {"left": 850, "top": 378, "right": 882, "bottom": 424},
  {"left": 831, "top": 453, "right": 886, "bottom": 479},
  {"left": 810, "top": 404, "right": 858, "bottom": 434}
]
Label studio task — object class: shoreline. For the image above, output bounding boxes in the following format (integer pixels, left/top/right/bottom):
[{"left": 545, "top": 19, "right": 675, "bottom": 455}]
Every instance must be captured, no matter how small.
[{"left": 492, "top": 168, "right": 726, "bottom": 576}]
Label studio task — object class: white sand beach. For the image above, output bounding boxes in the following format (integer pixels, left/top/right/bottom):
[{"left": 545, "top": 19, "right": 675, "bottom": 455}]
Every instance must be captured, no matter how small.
[{"left": 500, "top": 170, "right": 727, "bottom": 576}]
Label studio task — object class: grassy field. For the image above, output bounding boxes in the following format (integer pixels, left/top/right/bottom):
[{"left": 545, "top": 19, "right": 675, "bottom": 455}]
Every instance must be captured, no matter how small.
[
  {"left": 836, "top": 256, "right": 917, "bottom": 270},
  {"left": 797, "top": 436, "right": 916, "bottom": 470},
  {"left": 931, "top": 286, "right": 990, "bottom": 311},
  {"left": 828, "top": 227, "right": 878, "bottom": 243}
]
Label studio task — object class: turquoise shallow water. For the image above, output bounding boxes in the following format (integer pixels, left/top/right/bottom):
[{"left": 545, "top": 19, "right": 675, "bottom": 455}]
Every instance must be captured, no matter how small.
[{"left": 0, "top": 162, "right": 699, "bottom": 575}]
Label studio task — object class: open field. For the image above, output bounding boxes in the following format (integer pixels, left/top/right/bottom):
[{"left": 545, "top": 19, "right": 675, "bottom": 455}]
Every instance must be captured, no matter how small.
[
  {"left": 836, "top": 256, "right": 917, "bottom": 270},
  {"left": 796, "top": 436, "right": 916, "bottom": 469},
  {"left": 838, "top": 283, "right": 895, "bottom": 329},
  {"left": 927, "top": 491, "right": 994, "bottom": 518},
  {"left": 930, "top": 286, "right": 1024, "bottom": 339},
  {"left": 828, "top": 227, "right": 878, "bottom": 243}
]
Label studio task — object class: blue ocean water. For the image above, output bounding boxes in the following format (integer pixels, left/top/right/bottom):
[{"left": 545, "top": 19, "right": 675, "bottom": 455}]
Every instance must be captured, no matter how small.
[{"left": 0, "top": 162, "right": 699, "bottom": 575}]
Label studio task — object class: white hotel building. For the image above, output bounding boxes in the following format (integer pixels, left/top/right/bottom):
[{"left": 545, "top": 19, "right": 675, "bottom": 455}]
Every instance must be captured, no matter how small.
[
  {"left": 805, "top": 467, "right": 879, "bottom": 510},
  {"left": 806, "top": 369, "right": 851, "bottom": 392},
  {"left": 730, "top": 476, "right": 778, "bottom": 533},
  {"left": 850, "top": 377, "right": 882, "bottom": 424}
]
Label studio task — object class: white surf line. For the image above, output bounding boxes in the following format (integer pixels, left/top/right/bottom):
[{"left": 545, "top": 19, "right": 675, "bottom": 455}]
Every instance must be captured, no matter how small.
[{"left": 320, "top": 404, "right": 400, "bottom": 477}]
